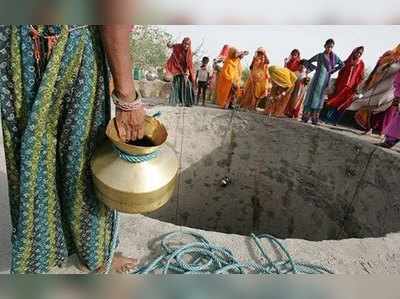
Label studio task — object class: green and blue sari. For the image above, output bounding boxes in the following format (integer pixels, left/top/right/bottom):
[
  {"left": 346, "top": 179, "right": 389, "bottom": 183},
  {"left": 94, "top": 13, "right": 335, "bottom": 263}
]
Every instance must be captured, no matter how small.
[{"left": 0, "top": 25, "right": 117, "bottom": 274}]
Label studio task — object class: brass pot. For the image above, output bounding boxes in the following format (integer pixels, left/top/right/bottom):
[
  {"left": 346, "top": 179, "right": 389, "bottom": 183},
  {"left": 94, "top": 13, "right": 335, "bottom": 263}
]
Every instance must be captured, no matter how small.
[{"left": 91, "top": 116, "right": 179, "bottom": 214}]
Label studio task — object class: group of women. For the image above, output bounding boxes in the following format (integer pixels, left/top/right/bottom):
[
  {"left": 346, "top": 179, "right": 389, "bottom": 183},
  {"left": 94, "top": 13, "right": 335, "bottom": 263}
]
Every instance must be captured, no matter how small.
[
  {"left": 216, "top": 39, "right": 348, "bottom": 125},
  {"left": 209, "top": 39, "right": 347, "bottom": 125},
  {"left": 166, "top": 37, "right": 400, "bottom": 149}
]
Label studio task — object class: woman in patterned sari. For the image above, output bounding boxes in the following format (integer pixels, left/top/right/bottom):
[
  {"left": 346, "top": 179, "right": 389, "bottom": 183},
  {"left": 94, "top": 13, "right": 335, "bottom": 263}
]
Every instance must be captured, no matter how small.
[
  {"left": 0, "top": 25, "right": 144, "bottom": 274},
  {"left": 285, "top": 60, "right": 310, "bottom": 119},
  {"left": 239, "top": 47, "right": 270, "bottom": 110},
  {"left": 302, "top": 39, "right": 344, "bottom": 125},
  {"left": 346, "top": 44, "right": 400, "bottom": 134}
]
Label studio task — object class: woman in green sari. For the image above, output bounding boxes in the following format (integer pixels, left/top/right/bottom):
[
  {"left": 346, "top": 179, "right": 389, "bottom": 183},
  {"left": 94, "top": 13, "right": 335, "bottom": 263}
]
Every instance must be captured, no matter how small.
[{"left": 0, "top": 25, "right": 144, "bottom": 274}]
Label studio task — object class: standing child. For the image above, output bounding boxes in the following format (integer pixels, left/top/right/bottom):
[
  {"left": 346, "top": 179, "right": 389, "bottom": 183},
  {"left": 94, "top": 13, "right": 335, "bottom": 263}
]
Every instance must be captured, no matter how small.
[{"left": 196, "top": 57, "right": 211, "bottom": 105}]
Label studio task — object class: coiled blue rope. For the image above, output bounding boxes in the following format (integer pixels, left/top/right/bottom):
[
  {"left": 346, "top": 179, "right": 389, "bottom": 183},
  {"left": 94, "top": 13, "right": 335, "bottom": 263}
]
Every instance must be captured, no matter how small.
[
  {"left": 113, "top": 145, "right": 160, "bottom": 163},
  {"left": 132, "top": 231, "right": 334, "bottom": 274}
]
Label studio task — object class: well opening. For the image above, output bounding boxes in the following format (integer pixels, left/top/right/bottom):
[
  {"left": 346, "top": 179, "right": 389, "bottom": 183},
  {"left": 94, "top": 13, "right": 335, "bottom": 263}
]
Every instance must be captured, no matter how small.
[{"left": 147, "top": 106, "right": 400, "bottom": 241}]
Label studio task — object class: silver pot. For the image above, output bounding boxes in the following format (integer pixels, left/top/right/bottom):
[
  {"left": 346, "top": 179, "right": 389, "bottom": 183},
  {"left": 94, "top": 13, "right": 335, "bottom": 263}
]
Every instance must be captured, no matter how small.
[{"left": 146, "top": 72, "right": 158, "bottom": 81}]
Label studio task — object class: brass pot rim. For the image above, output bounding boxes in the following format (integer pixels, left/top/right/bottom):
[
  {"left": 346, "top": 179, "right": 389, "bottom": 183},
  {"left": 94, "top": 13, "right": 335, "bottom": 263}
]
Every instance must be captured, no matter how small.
[{"left": 106, "top": 116, "right": 168, "bottom": 155}]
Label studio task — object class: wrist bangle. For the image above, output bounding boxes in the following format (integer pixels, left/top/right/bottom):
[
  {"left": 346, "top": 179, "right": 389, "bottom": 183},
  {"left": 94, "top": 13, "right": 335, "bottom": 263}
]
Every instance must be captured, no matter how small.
[{"left": 112, "top": 91, "right": 143, "bottom": 111}]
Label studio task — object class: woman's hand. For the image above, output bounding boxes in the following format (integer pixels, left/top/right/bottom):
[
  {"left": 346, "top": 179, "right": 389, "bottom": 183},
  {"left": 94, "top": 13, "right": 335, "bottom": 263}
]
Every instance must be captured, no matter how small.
[
  {"left": 115, "top": 103, "right": 145, "bottom": 142},
  {"left": 113, "top": 89, "right": 145, "bottom": 142}
]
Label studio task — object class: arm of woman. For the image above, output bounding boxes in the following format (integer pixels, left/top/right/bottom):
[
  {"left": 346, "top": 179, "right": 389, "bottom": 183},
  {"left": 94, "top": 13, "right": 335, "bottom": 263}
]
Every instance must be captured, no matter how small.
[
  {"left": 332, "top": 55, "right": 345, "bottom": 74},
  {"left": 100, "top": 25, "right": 145, "bottom": 142},
  {"left": 305, "top": 54, "right": 319, "bottom": 72},
  {"left": 167, "top": 42, "right": 175, "bottom": 49}
]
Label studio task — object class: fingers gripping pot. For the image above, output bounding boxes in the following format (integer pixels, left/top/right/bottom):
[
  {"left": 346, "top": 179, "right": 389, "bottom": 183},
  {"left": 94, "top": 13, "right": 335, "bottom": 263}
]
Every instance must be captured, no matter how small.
[{"left": 91, "top": 116, "right": 179, "bottom": 214}]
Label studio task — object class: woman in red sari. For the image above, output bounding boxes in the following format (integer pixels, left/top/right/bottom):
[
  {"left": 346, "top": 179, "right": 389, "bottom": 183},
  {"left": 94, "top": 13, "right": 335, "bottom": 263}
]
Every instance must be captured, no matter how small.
[
  {"left": 324, "top": 46, "right": 365, "bottom": 124},
  {"left": 166, "top": 37, "right": 196, "bottom": 107}
]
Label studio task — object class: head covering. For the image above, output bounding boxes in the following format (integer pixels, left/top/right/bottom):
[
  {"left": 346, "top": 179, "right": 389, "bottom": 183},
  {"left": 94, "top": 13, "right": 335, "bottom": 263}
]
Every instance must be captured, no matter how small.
[
  {"left": 346, "top": 46, "right": 364, "bottom": 64},
  {"left": 227, "top": 47, "right": 238, "bottom": 59},
  {"left": 256, "top": 47, "right": 267, "bottom": 55},
  {"left": 268, "top": 66, "right": 297, "bottom": 89},
  {"left": 250, "top": 47, "right": 269, "bottom": 70},
  {"left": 256, "top": 47, "right": 268, "bottom": 60},
  {"left": 218, "top": 45, "right": 230, "bottom": 60},
  {"left": 285, "top": 49, "right": 301, "bottom": 72},
  {"left": 364, "top": 44, "right": 400, "bottom": 90},
  {"left": 166, "top": 37, "right": 195, "bottom": 82},
  {"left": 378, "top": 44, "right": 400, "bottom": 65}
]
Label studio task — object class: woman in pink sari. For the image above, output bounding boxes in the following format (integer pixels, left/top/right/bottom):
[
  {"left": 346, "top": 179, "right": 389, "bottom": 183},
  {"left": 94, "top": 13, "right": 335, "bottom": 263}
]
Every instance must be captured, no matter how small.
[{"left": 378, "top": 70, "right": 400, "bottom": 148}]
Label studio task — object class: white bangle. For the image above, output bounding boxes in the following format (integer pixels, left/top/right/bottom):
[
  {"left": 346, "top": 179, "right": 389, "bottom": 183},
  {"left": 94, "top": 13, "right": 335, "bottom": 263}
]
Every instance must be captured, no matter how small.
[{"left": 112, "top": 91, "right": 143, "bottom": 111}]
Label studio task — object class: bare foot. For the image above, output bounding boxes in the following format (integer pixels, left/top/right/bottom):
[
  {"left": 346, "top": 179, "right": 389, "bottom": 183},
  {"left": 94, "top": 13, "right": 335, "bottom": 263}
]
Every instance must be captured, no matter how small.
[
  {"left": 111, "top": 252, "right": 138, "bottom": 273},
  {"left": 361, "top": 129, "right": 372, "bottom": 136},
  {"left": 95, "top": 252, "right": 138, "bottom": 274},
  {"left": 77, "top": 263, "right": 90, "bottom": 273}
]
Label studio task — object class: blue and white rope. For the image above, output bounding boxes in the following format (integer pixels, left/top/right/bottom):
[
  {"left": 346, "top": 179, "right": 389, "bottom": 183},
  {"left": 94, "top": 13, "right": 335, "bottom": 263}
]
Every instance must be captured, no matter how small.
[
  {"left": 132, "top": 231, "right": 334, "bottom": 275},
  {"left": 113, "top": 145, "right": 160, "bottom": 163}
]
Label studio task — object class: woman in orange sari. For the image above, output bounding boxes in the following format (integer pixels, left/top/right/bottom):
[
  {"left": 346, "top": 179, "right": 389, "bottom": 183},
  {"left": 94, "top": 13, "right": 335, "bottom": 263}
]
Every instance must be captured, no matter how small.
[
  {"left": 264, "top": 66, "right": 298, "bottom": 117},
  {"left": 216, "top": 47, "right": 248, "bottom": 109},
  {"left": 239, "top": 47, "right": 270, "bottom": 110},
  {"left": 209, "top": 45, "right": 229, "bottom": 102}
]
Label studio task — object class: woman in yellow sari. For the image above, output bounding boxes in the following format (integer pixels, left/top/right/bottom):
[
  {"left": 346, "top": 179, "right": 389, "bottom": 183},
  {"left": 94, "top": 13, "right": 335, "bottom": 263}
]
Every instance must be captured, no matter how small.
[
  {"left": 265, "top": 66, "right": 298, "bottom": 117},
  {"left": 240, "top": 48, "right": 270, "bottom": 110},
  {"left": 216, "top": 47, "right": 248, "bottom": 109}
]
